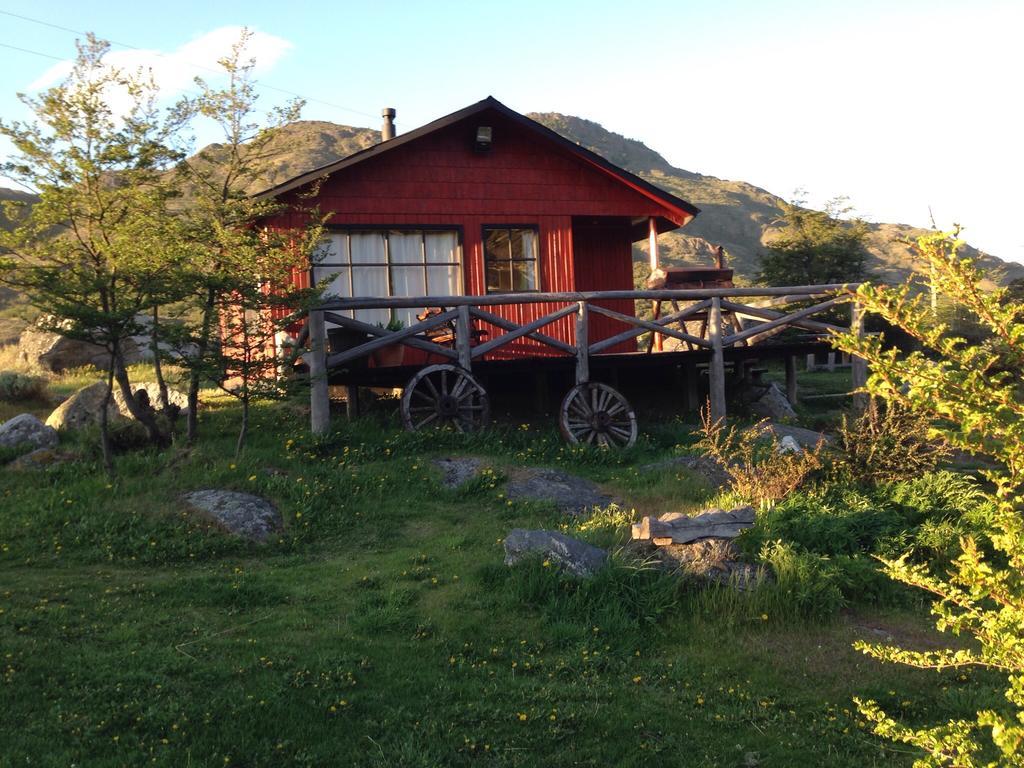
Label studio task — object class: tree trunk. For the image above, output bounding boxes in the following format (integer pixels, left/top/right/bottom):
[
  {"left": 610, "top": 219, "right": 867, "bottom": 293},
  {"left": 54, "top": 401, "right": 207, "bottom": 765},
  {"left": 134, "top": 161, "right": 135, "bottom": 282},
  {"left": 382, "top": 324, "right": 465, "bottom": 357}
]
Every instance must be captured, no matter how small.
[
  {"left": 100, "top": 345, "right": 116, "bottom": 478},
  {"left": 187, "top": 285, "right": 217, "bottom": 444},
  {"left": 150, "top": 305, "right": 170, "bottom": 412},
  {"left": 235, "top": 393, "right": 249, "bottom": 461},
  {"left": 113, "top": 353, "right": 166, "bottom": 446}
]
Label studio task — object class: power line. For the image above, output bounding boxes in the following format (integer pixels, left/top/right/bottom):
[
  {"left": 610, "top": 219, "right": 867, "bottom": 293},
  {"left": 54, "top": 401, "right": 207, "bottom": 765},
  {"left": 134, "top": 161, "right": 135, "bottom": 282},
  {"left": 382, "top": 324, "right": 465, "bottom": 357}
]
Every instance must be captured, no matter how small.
[
  {"left": 0, "top": 40, "right": 66, "bottom": 62},
  {"left": 0, "top": 8, "right": 377, "bottom": 120}
]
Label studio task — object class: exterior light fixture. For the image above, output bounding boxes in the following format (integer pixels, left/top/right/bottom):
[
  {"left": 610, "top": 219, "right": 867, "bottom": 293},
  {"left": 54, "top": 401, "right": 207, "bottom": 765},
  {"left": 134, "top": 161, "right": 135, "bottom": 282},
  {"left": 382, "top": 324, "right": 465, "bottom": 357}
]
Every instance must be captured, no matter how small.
[{"left": 474, "top": 125, "right": 493, "bottom": 153}]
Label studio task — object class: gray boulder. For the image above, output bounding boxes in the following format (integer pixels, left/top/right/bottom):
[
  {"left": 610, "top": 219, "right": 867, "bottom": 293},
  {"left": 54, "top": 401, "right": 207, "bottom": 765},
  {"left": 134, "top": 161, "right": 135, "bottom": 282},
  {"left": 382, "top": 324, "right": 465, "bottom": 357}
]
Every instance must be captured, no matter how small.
[
  {"left": 45, "top": 382, "right": 123, "bottom": 432},
  {"left": 181, "top": 490, "right": 283, "bottom": 542},
  {"left": 18, "top": 321, "right": 146, "bottom": 373},
  {"left": 750, "top": 382, "right": 797, "bottom": 421},
  {"left": 46, "top": 381, "right": 190, "bottom": 432},
  {"left": 433, "top": 457, "right": 483, "bottom": 489},
  {"left": 506, "top": 468, "right": 613, "bottom": 515},
  {"left": 0, "top": 413, "right": 59, "bottom": 450},
  {"left": 763, "top": 422, "right": 830, "bottom": 449},
  {"left": 113, "top": 381, "right": 189, "bottom": 416},
  {"left": 503, "top": 529, "right": 609, "bottom": 578},
  {"left": 6, "top": 447, "right": 73, "bottom": 471}
]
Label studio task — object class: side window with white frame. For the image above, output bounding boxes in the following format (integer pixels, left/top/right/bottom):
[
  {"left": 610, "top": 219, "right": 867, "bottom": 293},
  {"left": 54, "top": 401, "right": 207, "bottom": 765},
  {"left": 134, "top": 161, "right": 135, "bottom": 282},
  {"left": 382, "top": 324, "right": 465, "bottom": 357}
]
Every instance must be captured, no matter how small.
[{"left": 312, "top": 229, "right": 462, "bottom": 327}]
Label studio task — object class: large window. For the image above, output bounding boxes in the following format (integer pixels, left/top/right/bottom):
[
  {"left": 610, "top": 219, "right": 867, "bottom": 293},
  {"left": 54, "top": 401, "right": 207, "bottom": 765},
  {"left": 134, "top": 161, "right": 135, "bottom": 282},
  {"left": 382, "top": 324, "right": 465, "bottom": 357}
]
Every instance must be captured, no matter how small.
[
  {"left": 312, "top": 229, "right": 462, "bottom": 326},
  {"left": 484, "top": 227, "right": 539, "bottom": 293}
]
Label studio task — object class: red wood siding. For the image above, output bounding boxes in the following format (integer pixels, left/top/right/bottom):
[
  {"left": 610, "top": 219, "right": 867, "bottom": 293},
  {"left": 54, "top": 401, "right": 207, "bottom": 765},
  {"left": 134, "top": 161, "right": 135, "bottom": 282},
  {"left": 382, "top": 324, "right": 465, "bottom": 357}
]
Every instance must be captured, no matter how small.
[
  {"left": 572, "top": 218, "right": 637, "bottom": 354},
  {"left": 264, "top": 107, "right": 664, "bottom": 358}
]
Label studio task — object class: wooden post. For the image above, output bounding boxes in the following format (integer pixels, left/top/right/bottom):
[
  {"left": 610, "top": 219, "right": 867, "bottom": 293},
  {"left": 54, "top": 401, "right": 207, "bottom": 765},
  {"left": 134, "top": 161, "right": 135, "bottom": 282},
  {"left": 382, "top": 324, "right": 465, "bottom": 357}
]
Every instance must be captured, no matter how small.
[
  {"left": 785, "top": 354, "right": 798, "bottom": 405},
  {"left": 308, "top": 309, "right": 331, "bottom": 434},
  {"left": 708, "top": 296, "right": 726, "bottom": 423},
  {"left": 649, "top": 217, "right": 663, "bottom": 353},
  {"left": 575, "top": 301, "right": 589, "bottom": 385},
  {"left": 456, "top": 304, "right": 472, "bottom": 370},
  {"left": 850, "top": 302, "right": 869, "bottom": 413},
  {"left": 346, "top": 385, "right": 359, "bottom": 420}
]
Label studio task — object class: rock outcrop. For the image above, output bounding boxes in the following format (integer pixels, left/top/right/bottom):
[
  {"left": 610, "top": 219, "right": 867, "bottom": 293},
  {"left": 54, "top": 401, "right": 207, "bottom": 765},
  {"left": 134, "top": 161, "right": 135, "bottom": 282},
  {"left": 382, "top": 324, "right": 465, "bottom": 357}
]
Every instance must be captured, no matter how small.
[
  {"left": 0, "top": 413, "right": 58, "bottom": 450},
  {"left": 181, "top": 490, "right": 283, "bottom": 543},
  {"left": 503, "top": 529, "right": 609, "bottom": 578},
  {"left": 505, "top": 468, "right": 613, "bottom": 515}
]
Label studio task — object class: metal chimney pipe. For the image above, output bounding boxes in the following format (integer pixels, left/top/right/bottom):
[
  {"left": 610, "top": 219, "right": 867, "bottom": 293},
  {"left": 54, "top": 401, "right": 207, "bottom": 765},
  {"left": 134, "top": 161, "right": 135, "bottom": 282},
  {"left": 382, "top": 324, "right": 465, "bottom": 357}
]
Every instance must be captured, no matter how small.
[{"left": 381, "top": 108, "right": 396, "bottom": 141}]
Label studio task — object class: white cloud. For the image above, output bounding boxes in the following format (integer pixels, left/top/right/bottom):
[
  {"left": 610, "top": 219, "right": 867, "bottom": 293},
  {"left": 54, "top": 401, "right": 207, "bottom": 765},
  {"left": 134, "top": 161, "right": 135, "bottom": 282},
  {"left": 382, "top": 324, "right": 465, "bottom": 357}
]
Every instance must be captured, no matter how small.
[{"left": 26, "top": 26, "right": 293, "bottom": 102}]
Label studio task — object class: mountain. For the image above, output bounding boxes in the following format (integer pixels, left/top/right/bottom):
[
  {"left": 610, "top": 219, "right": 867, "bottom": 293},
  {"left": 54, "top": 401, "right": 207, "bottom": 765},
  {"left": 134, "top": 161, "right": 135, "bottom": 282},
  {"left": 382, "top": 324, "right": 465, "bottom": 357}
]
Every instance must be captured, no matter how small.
[
  {"left": 2, "top": 112, "right": 1019, "bottom": 343},
  {"left": 0, "top": 187, "right": 40, "bottom": 343},
  {"left": 528, "top": 113, "right": 1023, "bottom": 288}
]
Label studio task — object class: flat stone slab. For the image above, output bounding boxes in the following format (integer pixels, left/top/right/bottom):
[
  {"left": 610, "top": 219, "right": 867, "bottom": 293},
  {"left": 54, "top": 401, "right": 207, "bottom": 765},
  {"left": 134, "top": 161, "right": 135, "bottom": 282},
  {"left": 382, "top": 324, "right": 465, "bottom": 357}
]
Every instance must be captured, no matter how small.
[
  {"left": 181, "top": 490, "right": 283, "bottom": 543},
  {"left": 504, "top": 529, "right": 609, "bottom": 578},
  {"left": 505, "top": 468, "right": 612, "bottom": 515},
  {"left": 632, "top": 505, "right": 756, "bottom": 545},
  {"left": 0, "top": 413, "right": 59, "bottom": 450},
  {"left": 433, "top": 457, "right": 483, "bottom": 489}
]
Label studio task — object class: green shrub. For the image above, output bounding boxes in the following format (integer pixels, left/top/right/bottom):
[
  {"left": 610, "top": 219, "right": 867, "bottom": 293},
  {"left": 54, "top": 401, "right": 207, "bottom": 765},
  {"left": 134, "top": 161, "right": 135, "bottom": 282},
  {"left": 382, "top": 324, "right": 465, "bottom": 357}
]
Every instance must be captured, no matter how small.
[
  {"left": 695, "top": 410, "right": 825, "bottom": 508},
  {"left": 0, "top": 371, "right": 47, "bottom": 402},
  {"left": 499, "top": 553, "right": 680, "bottom": 634},
  {"left": 831, "top": 401, "right": 952, "bottom": 484},
  {"left": 686, "top": 540, "right": 846, "bottom": 623}
]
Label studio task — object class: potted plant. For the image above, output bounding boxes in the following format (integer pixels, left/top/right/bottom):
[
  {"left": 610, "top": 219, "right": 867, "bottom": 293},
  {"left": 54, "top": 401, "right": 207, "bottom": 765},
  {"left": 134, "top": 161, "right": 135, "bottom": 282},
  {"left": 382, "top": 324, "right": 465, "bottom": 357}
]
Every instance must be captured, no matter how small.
[{"left": 371, "top": 317, "right": 406, "bottom": 367}]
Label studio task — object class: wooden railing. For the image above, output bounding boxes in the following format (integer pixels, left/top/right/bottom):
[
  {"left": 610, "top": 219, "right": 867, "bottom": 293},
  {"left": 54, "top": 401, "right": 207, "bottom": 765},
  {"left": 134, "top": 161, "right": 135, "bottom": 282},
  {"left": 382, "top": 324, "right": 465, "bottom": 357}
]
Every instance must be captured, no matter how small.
[{"left": 305, "top": 283, "right": 865, "bottom": 433}]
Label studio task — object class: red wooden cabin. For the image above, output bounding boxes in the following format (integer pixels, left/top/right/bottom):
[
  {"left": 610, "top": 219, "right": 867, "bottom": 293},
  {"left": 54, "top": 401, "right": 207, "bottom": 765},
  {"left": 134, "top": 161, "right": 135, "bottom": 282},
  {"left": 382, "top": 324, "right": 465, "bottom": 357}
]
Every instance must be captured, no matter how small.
[{"left": 257, "top": 96, "right": 699, "bottom": 361}]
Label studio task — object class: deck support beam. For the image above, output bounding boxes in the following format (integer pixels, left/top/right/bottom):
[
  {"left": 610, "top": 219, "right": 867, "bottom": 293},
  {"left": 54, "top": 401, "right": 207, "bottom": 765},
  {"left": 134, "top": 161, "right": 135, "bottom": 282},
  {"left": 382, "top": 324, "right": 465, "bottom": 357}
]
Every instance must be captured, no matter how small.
[
  {"left": 575, "top": 302, "right": 589, "bottom": 385},
  {"left": 785, "top": 355, "right": 798, "bottom": 405},
  {"left": 649, "top": 217, "right": 663, "bottom": 353},
  {"left": 308, "top": 309, "right": 331, "bottom": 434},
  {"left": 708, "top": 297, "right": 726, "bottom": 423},
  {"left": 346, "top": 385, "right": 360, "bottom": 420},
  {"left": 456, "top": 304, "right": 472, "bottom": 370}
]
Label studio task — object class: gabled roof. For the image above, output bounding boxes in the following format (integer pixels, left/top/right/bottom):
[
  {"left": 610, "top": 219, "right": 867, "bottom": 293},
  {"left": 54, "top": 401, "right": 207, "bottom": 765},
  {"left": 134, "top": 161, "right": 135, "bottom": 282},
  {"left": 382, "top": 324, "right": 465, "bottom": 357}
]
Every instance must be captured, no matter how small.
[{"left": 255, "top": 96, "right": 699, "bottom": 228}]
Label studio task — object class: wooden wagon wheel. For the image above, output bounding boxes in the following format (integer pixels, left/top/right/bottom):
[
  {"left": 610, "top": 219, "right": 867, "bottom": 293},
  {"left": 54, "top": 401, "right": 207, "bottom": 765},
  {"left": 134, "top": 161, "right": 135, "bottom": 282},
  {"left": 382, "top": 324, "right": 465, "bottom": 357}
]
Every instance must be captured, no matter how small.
[
  {"left": 559, "top": 383, "right": 637, "bottom": 448},
  {"left": 401, "top": 364, "right": 490, "bottom": 433}
]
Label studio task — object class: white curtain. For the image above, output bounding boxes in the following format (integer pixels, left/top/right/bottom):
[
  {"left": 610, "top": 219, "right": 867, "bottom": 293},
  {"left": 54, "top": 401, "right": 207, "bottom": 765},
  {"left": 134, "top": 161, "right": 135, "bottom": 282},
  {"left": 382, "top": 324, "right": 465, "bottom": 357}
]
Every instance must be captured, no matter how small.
[{"left": 316, "top": 230, "right": 462, "bottom": 328}]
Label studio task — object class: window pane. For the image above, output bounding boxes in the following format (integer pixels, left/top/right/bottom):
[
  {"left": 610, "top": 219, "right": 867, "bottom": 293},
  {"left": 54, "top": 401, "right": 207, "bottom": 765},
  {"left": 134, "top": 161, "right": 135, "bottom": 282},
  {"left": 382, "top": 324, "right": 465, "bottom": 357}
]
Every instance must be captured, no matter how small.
[
  {"left": 313, "top": 266, "right": 352, "bottom": 298},
  {"left": 389, "top": 232, "right": 422, "bottom": 264},
  {"left": 391, "top": 265, "right": 426, "bottom": 298},
  {"left": 352, "top": 265, "right": 388, "bottom": 297},
  {"left": 512, "top": 260, "right": 537, "bottom": 292},
  {"left": 427, "top": 265, "right": 460, "bottom": 296},
  {"left": 350, "top": 232, "right": 385, "bottom": 264},
  {"left": 484, "top": 229, "right": 511, "bottom": 261},
  {"left": 313, "top": 233, "right": 347, "bottom": 265},
  {"left": 487, "top": 260, "right": 512, "bottom": 293},
  {"left": 517, "top": 229, "right": 538, "bottom": 261},
  {"left": 394, "top": 307, "right": 418, "bottom": 328},
  {"left": 425, "top": 231, "right": 459, "bottom": 264}
]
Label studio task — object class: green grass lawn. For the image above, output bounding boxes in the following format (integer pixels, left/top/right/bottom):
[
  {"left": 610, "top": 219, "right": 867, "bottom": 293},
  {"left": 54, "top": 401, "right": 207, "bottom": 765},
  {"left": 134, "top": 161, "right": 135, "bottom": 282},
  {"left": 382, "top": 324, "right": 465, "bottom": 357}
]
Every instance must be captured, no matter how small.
[{"left": 0, "top": 393, "right": 1001, "bottom": 767}]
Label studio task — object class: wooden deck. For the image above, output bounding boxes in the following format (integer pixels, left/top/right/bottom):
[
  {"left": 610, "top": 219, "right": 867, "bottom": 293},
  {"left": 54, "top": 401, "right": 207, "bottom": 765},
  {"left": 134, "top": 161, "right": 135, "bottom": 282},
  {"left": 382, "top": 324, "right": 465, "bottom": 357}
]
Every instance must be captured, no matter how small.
[{"left": 301, "top": 284, "right": 867, "bottom": 441}]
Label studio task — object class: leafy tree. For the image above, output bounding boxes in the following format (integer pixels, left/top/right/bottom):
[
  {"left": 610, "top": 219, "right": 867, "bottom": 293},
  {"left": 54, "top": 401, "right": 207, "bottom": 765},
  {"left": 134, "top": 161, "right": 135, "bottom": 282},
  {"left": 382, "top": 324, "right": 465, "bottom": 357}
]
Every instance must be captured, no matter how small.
[
  {"left": 759, "top": 197, "right": 871, "bottom": 286},
  {"left": 832, "top": 228, "right": 1024, "bottom": 766},
  {"left": 0, "top": 35, "right": 189, "bottom": 470},
  {"left": 171, "top": 30, "right": 325, "bottom": 451}
]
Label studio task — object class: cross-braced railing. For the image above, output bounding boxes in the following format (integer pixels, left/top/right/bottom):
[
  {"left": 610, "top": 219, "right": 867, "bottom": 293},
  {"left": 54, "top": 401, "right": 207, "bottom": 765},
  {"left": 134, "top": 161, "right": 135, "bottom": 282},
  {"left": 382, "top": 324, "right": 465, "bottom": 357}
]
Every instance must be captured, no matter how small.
[{"left": 304, "top": 283, "right": 866, "bottom": 434}]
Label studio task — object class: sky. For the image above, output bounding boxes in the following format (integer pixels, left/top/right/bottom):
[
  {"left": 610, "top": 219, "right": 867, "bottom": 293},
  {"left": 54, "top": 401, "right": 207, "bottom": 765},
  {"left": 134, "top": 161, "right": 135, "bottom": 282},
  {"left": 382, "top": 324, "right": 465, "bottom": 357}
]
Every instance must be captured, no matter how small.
[{"left": 1, "top": 0, "right": 1022, "bottom": 262}]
